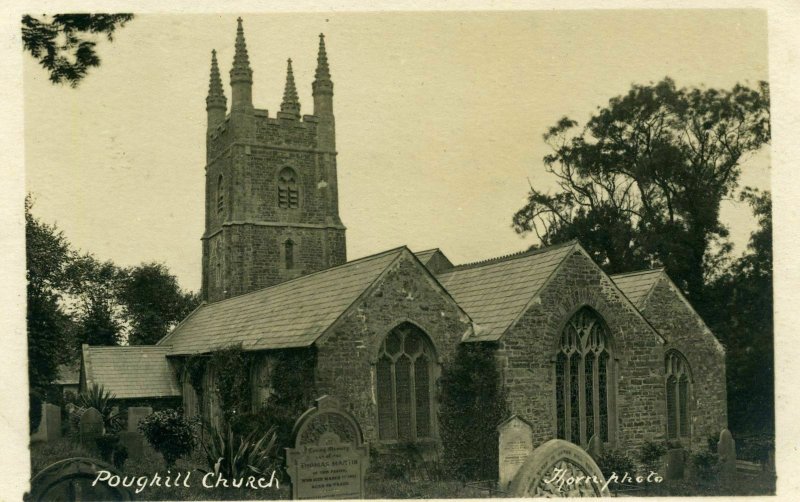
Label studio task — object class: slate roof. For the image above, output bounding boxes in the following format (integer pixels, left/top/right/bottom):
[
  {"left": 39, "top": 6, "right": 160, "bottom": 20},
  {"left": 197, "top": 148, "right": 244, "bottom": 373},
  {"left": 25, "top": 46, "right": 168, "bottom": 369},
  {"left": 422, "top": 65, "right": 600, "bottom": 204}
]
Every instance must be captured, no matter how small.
[
  {"left": 436, "top": 242, "right": 577, "bottom": 342},
  {"left": 82, "top": 345, "right": 180, "bottom": 399},
  {"left": 413, "top": 249, "right": 440, "bottom": 264},
  {"left": 158, "top": 247, "right": 406, "bottom": 355},
  {"left": 609, "top": 269, "right": 664, "bottom": 308}
]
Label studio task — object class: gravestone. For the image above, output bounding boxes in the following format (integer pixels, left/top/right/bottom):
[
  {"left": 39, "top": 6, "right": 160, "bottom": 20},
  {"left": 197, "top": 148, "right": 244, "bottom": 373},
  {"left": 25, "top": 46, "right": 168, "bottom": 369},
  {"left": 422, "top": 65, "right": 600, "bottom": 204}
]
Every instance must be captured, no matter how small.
[
  {"left": 79, "top": 407, "right": 104, "bottom": 449},
  {"left": 119, "top": 430, "right": 144, "bottom": 460},
  {"left": 285, "top": 395, "right": 369, "bottom": 499},
  {"left": 508, "top": 438, "right": 610, "bottom": 497},
  {"left": 665, "top": 448, "right": 685, "bottom": 480},
  {"left": 127, "top": 406, "right": 153, "bottom": 432},
  {"left": 586, "top": 435, "right": 603, "bottom": 461},
  {"left": 497, "top": 415, "right": 534, "bottom": 490},
  {"left": 717, "top": 428, "right": 736, "bottom": 482},
  {"left": 29, "top": 457, "right": 134, "bottom": 501},
  {"left": 31, "top": 403, "right": 61, "bottom": 442}
]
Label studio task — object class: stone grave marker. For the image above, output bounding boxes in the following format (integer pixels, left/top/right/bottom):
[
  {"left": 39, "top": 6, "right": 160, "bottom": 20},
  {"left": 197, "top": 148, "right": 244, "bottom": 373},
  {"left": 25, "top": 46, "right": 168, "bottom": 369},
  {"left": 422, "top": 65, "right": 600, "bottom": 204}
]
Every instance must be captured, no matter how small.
[
  {"left": 79, "top": 407, "right": 104, "bottom": 449},
  {"left": 665, "top": 447, "right": 685, "bottom": 480},
  {"left": 285, "top": 395, "right": 369, "bottom": 499},
  {"left": 717, "top": 428, "right": 736, "bottom": 482},
  {"left": 586, "top": 434, "right": 603, "bottom": 460},
  {"left": 31, "top": 403, "right": 61, "bottom": 443},
  {"left": 497, "top": 415, "right": 534, "bottom": 490},
  {"left": 127, "top": 406, "right": 153, "bottom": 432},
  {"left": 508, "top": 438, "right": 610, "bottom": 497},
  {"left": 29, "top": 457, "right": 134, "bottom": 501}
]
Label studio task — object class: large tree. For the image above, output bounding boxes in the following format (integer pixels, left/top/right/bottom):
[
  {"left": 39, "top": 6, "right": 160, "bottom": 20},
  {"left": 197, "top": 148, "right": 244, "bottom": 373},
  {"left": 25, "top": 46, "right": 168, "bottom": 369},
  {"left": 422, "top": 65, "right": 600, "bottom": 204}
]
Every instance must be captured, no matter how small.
[
  {"left": 25, "top": 196, "right": 75, "bottom": 389},
  {"left": 22, "top": 14, "right": 133, "bottom": 87},
  {"left": 513, "top": 78, "right": 770, "bottom": 299},
  {"left": 701, "top": 188, "right": 773, "bottom": 434},
  {"left": 118, "top": 263, "right": 200, "bottom": 345}
]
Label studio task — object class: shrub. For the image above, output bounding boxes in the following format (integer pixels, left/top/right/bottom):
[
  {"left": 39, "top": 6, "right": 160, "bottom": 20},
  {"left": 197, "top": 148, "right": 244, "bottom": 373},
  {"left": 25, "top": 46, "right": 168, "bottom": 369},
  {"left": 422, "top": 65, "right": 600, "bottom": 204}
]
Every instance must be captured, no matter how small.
[
  {"left": 201, "top": 423, "right": 279, "bottom": 479},
  {"left": 691, "top": 450, "right": 718, "bottom": 481},
  {"left": 595, "top": 449, "right": 636, "bottom": 479},
  {"left": 439, "top": 343, "right": 508, "bottom": 481},
  {"left": 138, "top": 408, "right": 198, "bottom": 468},
  {"left": 639, "top": 440, "right": 667, "bottom": 473},
  {"left": 95, "top": 433, "right": 128, "bottom": 470}
]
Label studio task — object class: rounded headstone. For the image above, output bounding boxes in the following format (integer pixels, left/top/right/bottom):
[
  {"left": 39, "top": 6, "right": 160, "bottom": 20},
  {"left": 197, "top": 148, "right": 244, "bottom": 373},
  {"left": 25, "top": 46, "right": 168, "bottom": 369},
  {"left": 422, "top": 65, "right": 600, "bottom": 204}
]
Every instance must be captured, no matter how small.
[{"left": 508, "top": 439, "right": 610, "bottom": 497}]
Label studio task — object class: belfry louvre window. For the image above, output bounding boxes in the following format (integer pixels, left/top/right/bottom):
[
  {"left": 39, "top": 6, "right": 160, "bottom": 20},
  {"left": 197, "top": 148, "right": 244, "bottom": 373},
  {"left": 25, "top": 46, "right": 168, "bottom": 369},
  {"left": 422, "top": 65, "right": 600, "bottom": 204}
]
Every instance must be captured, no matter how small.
[
  {"left": 217, "top": 174, "right": 225, "bottom": 214},
  {"left": 376, "top": 323, "right": 436, "bottom": 442},
  {"left": 556, "top": 307, "right": 613, "bottom": 445},
  {"left": 665, "top": 350, "right": 691, "bottom": 439},
  {"left": 278, "top": 167, "right": 299, "bottom": 209}
]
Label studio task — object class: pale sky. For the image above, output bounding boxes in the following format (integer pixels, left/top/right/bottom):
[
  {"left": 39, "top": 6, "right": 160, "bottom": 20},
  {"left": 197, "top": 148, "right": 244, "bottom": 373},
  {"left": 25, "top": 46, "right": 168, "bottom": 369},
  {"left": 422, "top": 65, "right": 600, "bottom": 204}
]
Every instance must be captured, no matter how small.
[{"left": 24, "top": 10, "right": 770, "bottom": 293}]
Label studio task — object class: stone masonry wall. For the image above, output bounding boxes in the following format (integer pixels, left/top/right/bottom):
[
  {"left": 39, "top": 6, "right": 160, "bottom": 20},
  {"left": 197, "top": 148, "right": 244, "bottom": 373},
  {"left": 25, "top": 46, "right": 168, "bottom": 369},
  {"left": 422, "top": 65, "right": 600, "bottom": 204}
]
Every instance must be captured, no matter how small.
[
  {"left": 640, "top": 277, "right": 727, "bottom": 451},
  {"left": 497, "top": 249, "right": 667, "bottom": 453},
  {"left": 314, "top": 253, "right": 472, "bottom": 445}
]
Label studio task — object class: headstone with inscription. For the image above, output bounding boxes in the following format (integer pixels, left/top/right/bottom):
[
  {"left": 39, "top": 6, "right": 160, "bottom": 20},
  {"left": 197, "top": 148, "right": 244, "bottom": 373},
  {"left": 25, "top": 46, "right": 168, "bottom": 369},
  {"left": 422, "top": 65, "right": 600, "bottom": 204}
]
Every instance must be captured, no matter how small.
[
  {"left": 508, "top": 438, "right": 610, "bottom": 497},
  {"left": 127, "top": 406, "right": 153, "bottom": 432},
  {"left": 285, "top": 395, "right": 369, "bottom": 500},
  {"left": 31, "top": 403, "right": 62, "bottom": 443},
  {"left": 717, "top": 428, "right": 736, "bottom": 482},
  {"left": 497, "top": 415, "right": 534, "bottom": 490},
  {"left": 79, "top": 407, "right": 104, "bottom": 449}
]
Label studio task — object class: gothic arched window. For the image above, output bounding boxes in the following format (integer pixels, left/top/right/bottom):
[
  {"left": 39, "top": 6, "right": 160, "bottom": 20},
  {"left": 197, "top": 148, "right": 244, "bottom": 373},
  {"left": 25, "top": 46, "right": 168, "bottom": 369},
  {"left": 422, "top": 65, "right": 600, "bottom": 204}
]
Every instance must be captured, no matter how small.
[
  {"left": 285, "top": 240, "right": 295, "bottom": 269},
  {"left": 376, "top": 323, "right": 437, "bottom": 442},
  {"left": 278, "top": 167, "right": 299, "bottom": 209},
  {"left": 217, "top": 174, "right": 225, "bottom": 214},
  {"left": 555, "top": 307, "right": 614, "bottom": 445},
  {"left": 665, "top": 350, "right": 691, "bottom": 439}
]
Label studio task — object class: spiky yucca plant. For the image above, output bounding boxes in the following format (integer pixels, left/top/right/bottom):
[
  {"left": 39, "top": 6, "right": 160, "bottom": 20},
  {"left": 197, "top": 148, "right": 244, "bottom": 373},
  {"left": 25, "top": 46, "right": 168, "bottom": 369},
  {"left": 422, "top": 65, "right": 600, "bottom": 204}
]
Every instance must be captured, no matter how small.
[
  {"left": 202, "top": 423, "right": 278, "bottom": 479},
  {"left": 79, "top": 383, "right": 121, "bottom": 430}
]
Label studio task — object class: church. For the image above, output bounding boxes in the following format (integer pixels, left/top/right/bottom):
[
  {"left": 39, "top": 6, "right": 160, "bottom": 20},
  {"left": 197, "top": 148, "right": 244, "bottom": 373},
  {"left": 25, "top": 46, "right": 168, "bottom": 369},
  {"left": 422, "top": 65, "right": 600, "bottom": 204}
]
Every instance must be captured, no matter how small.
[{"left": 80, "top": 19, "right": 726, "bottom": 457}]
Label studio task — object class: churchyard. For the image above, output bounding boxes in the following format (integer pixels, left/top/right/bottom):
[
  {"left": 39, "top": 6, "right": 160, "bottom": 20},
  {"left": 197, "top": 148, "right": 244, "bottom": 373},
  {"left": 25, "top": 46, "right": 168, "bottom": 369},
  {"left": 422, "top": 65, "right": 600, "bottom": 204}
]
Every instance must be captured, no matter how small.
[{"left": 29, "top": 395, "right": 775, "bottom": 499}]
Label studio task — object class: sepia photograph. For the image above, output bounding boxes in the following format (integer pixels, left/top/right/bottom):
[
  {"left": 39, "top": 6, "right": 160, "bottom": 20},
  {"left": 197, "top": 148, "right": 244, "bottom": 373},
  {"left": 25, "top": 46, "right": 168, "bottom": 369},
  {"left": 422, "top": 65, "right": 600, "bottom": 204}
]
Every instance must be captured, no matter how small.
[{"left": 16, "top": 6, "right": 784, "bottom": 499}]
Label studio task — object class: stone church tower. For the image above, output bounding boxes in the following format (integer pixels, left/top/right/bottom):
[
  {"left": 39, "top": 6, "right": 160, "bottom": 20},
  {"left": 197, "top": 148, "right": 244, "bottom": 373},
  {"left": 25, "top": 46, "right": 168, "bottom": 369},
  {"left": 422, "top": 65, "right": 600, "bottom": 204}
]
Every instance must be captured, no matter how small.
[{"left": 202, "top": 19, "right": 346, "bottom": 302}]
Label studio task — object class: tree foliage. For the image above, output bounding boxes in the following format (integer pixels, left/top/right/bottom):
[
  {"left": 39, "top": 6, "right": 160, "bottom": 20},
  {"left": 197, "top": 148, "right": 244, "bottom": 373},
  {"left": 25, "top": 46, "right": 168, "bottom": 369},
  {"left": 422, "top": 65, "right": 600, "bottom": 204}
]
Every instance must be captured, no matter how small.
[
  {"left": 701, "top": 189, "right": 773, "bottom": 434},
  {"left": 119, "top": 263, "right": 200, "bottom": 345},
  {"left": 26, "top": 196, "right": 76, "bottom": 390},
  {"left": 26, "top": 196, "right": 199, "bottom": 387},
  {"left": 513, "top": 78, "right": 770, "bottom": 299},
  {"left": 22, "top": 14, "right": 133, "bottom": 87}
]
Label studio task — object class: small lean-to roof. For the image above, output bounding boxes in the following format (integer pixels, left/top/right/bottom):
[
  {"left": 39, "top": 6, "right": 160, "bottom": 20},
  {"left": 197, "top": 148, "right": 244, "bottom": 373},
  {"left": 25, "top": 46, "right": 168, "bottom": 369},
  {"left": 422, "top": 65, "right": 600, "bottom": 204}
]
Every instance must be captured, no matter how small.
[
  {"left": 159, "top": 247, "right": 406, "bottom": 355},
  {"left": 436, "top": 241, "right": 577, "bottom": 341},
  {"left": 82, "top": 345, "right": 180, "bottom": 399},
  {"left": 609, "top": 269, "right": 665, "bottom": 308}
]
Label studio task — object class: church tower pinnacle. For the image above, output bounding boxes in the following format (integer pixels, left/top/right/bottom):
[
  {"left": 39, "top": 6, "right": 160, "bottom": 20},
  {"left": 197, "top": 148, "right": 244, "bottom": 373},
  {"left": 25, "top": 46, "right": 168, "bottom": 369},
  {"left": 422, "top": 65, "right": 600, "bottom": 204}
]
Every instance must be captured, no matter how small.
[
  {"left": 279, "top": 58, "right": 301, "bottom": 119},
  {"left": 230, "top": 17, "right": 253, "bottom": 111},
  {"left": 313, "top": 34, "right": 335, "bottom": 150},
  {"left": 206, "top": 49, "right": 227, "bottom": 130}
]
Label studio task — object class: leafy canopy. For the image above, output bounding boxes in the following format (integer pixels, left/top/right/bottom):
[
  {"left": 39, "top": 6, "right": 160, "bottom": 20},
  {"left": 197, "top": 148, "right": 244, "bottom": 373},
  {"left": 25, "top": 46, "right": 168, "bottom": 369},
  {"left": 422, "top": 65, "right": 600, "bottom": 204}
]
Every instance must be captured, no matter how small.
[
  {"left": 513, "top": 77, "right": 770, "bottom": 299},
  {"left": 22, "top": 14, "right": 133, "bottom": 87}
]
